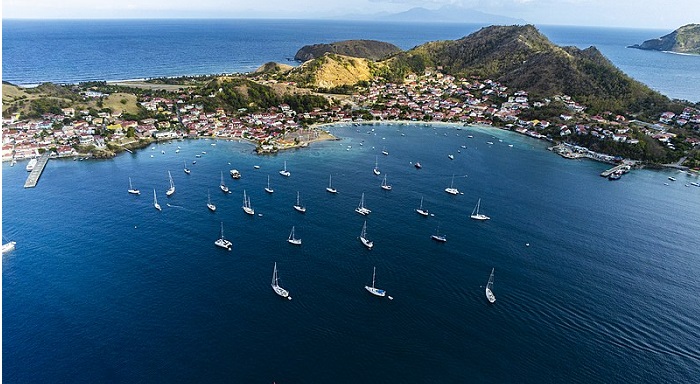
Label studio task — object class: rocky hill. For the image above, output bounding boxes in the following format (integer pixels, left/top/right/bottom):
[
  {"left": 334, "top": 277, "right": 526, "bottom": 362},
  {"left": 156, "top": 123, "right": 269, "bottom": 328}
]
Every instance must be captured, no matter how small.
[
  {"left": 294, "top": 40, "right": 401, "bottom": 62},
  {"left": 628, "top": 24, "right": 700, "bottom": 54},
  {"left": 287, "top": 54, "right": 375, "bottom": 89},
  {"left": 254, "top": 62, "right": 294, "bottom": 74}
]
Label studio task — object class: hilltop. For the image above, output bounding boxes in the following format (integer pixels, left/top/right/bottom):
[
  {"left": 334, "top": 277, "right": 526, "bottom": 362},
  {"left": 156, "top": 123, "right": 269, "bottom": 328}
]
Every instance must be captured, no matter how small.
[
  {"left": 629, "top": 24, "right": 700, "bottom": 55},
  {"left": 294, "top": 40, "right": 401, "bottom": 62}
]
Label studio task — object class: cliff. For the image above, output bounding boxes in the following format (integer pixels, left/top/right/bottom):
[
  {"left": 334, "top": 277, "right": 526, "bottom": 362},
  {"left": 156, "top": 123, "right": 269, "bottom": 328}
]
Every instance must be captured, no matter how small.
[{"left": 628, "top": 24, "right": 700, "bottom": 54}]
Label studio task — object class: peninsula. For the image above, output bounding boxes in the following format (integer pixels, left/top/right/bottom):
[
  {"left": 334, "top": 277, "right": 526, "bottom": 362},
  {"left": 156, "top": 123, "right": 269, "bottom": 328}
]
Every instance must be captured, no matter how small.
[
  {"left": 3, "top": 25, "right": 699, "bottom": 171},
  {"left": 628, "top": 24, "right": 700, "bottom": 55}
]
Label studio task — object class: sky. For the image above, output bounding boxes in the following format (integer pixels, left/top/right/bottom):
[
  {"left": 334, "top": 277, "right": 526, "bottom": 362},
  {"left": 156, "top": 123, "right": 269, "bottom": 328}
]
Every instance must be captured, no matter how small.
[{"left": 2, "top": 0, "right": 698, "bottom": 30}]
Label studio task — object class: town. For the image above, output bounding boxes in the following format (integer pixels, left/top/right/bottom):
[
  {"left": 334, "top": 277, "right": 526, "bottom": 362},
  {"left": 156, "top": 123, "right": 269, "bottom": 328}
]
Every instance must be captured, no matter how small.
[{"left": 3, "top": 70, "right": 700, "bottom": 171}]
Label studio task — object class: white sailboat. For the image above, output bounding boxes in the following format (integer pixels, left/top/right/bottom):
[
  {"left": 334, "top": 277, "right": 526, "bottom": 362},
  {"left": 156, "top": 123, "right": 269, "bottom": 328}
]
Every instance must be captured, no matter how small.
[
  {"left": 359, "top": 220, "right": 373, "bottom": 249},
  {"left": 444, "top": 174, "right": 459, "bottom": 195},
  {"left": 183, "top": 161, "right": 191, "bottom": 175},
  {"left": 279, "top": 160, "right": 290, "bottom": 177},
  {"left": 128, "top": 177, "right": 140, "bottom": 195},
  {"left": 382, "top": 146, "right": 389, "bottom": 155},
  {"left": 380, "top": 174, "right": 392, "bottom": 190},
  {"left": 485, "top": 268, "right": 496, "bottom": 303},
  {"left": 220, "top": 171, "right": 230, "bottom": 193},
  {"left": 264, "top": 175, "right": 274, "bottom": 193},
  {"left": 287, "top": 226, "right": 302, "bottom": 245},
  {"left": 431, "top": 225, "right": 447, "bottom": 242},
  {"left": 166, "top": 171, "right": 175, "bottom": 196},
  {"left": 373, "top": 156, "right": 381, "bottom": 175},
  {"left": 470, "top": 198, "right": 490, "bottom": 220},
  {"left": 271, "top": 262, "right": 292, "bottom": 300},
  {"left": 293, "top": 191, "right": 306, "bottom": 213},
  {"left": 207, "top": 190, "right": 216, "bottom": 212},
  {"left": 355, "top": 192, "right": 371, "bottom": 215},
  {"left": 416, "top": 196, "right": 429, "bottom": 216},
  {"left": 214, "top": 222, "right": 232, "bottom": 251},
  {"left": 326, "top": 174, "right": 337, "bottom": 193},
  {"left": 242, "top": 190, "right": 255, "bottom": 215},
  {"left": 153, "top": 188, "right": 161, "bottom": 211},
  {"left": 364, "top": 267, "right": 385, "bottom": 297}
]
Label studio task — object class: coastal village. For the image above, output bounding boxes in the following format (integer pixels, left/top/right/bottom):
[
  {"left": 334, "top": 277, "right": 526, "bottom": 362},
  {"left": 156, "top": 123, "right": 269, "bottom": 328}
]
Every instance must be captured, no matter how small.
[{"left": 3, "top": 70, "right": 700, "bottom": 172}]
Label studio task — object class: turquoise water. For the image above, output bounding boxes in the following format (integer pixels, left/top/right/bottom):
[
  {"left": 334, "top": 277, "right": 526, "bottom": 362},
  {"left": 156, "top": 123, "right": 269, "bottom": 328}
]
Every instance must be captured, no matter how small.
[{"left": 3, "top": 124, "right": 700, "bottom": 382}]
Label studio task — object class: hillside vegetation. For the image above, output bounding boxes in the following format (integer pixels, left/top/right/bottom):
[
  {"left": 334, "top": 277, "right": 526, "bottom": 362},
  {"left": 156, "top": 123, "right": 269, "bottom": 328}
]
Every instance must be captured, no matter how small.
[
  {"left": 294, "top": 40, "right": 401, "bottom": 62},
  {"left": 629, "top": 24, "right": 700, "bottom": 54}
]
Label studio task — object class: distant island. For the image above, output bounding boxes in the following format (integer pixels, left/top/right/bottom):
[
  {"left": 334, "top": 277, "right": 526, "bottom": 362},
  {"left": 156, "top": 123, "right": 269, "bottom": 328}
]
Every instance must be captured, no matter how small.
[
  {"left": 3, "top": 25, "right": 699, "bottom": 171},
  {"left": 628, "top": 24, "right": 700, "bottom": 54}
]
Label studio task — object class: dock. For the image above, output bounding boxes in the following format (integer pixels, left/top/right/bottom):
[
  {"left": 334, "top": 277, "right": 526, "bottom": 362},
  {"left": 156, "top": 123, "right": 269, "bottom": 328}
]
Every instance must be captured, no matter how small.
[
  {"left": 24, "top": 152, "right": 51, "bottom": 188},
  {"left": 600, "top": 164, "right": 627, "bottom": 178}
]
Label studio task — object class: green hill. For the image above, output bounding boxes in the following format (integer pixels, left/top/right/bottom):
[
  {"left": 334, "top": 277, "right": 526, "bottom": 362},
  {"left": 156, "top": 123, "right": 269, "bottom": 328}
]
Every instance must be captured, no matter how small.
[{"left": 629, "top": 24, "right": 700, "bottom": 55}]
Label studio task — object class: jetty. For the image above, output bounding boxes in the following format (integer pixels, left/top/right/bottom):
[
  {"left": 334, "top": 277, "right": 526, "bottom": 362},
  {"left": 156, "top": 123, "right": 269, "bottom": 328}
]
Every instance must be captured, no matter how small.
[
  {"left": 24, "top": 152, "right": 51, "bottom": 188},
  {"left": 600, "top": 164, "right": 628, "bottom": 178}
]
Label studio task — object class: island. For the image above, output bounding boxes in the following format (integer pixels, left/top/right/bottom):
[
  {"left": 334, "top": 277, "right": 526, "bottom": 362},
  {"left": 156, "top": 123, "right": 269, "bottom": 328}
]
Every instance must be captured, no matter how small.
[
  {"left": 628, "top": 24, "right": 700, "bottom": 55},
  {"left": 3, "top": 25, "right": 700, "bottom": 172}
]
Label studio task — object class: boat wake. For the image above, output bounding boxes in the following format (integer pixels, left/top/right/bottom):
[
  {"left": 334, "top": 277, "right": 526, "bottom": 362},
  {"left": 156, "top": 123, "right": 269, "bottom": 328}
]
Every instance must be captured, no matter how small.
[{"left": 166, "top": 203, "right": 184, "bottom": 208}]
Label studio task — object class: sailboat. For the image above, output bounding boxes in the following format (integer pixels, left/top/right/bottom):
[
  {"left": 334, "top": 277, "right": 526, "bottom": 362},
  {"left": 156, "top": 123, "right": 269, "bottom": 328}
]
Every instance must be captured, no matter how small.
[
  {"left": 355, "top": 193, "right": 371, "bottom": 215},
  {"left": 380, "top": 174, "right": 392, "bottom": 190},
  {"left": 373, "top": 156, "right": 381, "bottom": 175},
  {"left": 271, "top": 262, "right": 292, "bottom": 300},
  {"left": 207, "top": 190, "right": 216, "bottom": 212},
  {"left": 431, "top": 225, "right": 447, "bottom": 242},
  {"left": 279, "top": 160, "right": 290, "bottom": 177},
  {"left": 444, "top": 174, "right": 459, "bottom": 195},
  {"left": 364, "top": 267, "right": 385, "bottom": 297},
  {"left": 470, "top": 198, "right": 490, "bottom": 220},
  {"left": 287, "top": 226, "right": 302, "bottom": 245},
  {"left": 326, "top": 174, "right": 337, "bottom": 193},
  {"left": 128, "top": 177, "right": 140, "bottom": 195},
  {"left": 264, "top": 175, "right": 274, "bottom": 193},
  {"left": 153, "top": 188, "right": 161, "bottom": 211},
  {"left": 293, "top": 191, "right": 306, "bottom": 213},
  {"left": 214, "top": 222, "right": 232, "bottom": 251},
  {"left": 359, "top": 220, "right": 373, "bottom": 249},
  {"left": 416, "top": 196, "right": 429, "bottom": 216},
  {"left": 183, "top": 161, "right": 191, "bottom": 175},
  {"left": 220, "top": 171, "right": 230, "bottom": 193},
  {"left": 382, "top": 146, "right": 389, "bottom": 156},
  {"left": 166, "top": 171, "right": 175, "bottom": 196},
  {"left": 485, "top": 268, "right": 496, "bottom": 303},
  {"left": 242, "top": 190, "right": 254, "bottom": 215}
]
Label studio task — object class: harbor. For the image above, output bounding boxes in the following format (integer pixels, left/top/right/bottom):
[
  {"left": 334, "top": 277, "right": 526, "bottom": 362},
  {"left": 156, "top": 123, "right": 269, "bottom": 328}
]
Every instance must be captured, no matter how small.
[{"left": 23, "top": 152, "right": 50, "bottom": 188}]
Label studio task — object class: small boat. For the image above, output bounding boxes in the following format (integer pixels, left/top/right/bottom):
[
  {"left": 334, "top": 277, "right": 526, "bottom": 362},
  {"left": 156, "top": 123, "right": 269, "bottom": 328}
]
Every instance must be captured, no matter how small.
[
  {"left": 668, "top": 176, "right": 676, "bottom": 181},
  {"left": 448, "top": 154, "right": 454, "bottom": 160},
  {"left": 220, "top": 171, "right": 229, "bottom": 193},
  {"left": 355, "top": 193, "right": 371, "bottom": 215},
  {"left": 414, "top": 162, "right": 422, "bottom": 169},
  {"left": 166, "top": 171, "right": 175, "bottom": 197},
  {"left": 359, "top": 220, "right": 374, "bottom": 249},
  {"left": 470, "top": 198, "right": 490, "bottom": 220},
  {"left": 2, "top": 241, "right": 16, "bottom": 254},
  {"left": 192, "top": 160, "right": 197, "bottom": 164},
  {"left": 326, "top": 174, "right": 337, "bottom": 194},
  {"left": 373, "top": 156, "right": 381, "bottom": 175},
  {"left": 207, "top": 190, "right": 216, "bottom": 212},
  {"left": 293, "top": 191, "right": 306, "bottom": 213},
  {"left": 380, "top": 174, "right": 392, "bottom": 191},
  {"left": 271, "top": 262, "right": 291, "bottom": 300},
  {"left": 445, "top": 174, "right": 459, "bottom": 195},
  {"left": 364, "top": 267, "right": 385, "bottom": 297},
  {"left": 608, "top": 171, "right": 622, "bottom": 180},
  {"left": 416, "top": 196, "right": 429, "bottom": 216},
  {"left": 287, "top": 226, "right": 302, "bottom": 245},
  {"left": 230, "top": 169, "right": 241, "bottom": 179},
  {"left": 431, "top": 225, "right": 447, "bottom": 242},
  {"left": 26, "top": 158, "right": 37, "bottom": 172},
  {"left": 195, "top": 154, "right": 202, "bottom": 158},
  {"left": 487, "top": 141, "right": 494, "bottom": 145},
  {"left": 467, "top": 135, "right": 473, "bottom": 138},
  {"left": 153, "top": 189, "right": 161, "bottom": 211},
  {"left": 382, "top": 147, "right": 389, "bottom": 156},
  {"left": 485, "top": 268, "right": 496, "bottom": 303},
  {"left": 264, "top": 175, "right": 274, "bottom": 193},
  {"left": 253, "top": 165, "right": 260, "bottom": 169},
  {"left": 183, "top": 161, "right": 191, "bottom": 175},
  {"left": 214, "top": 222, "right": 232, "bottom": 251},
  {"left": 279, "top": 161, "right": 290, "bottom": 177},
  {"left": 461, "top": 145, "right": 467, "bottom": 149},
  {"left": 128, "top": 177, "right": 140, "bottom": 195},
  {"left": 691, "top": 182, "right": 700, "bottom": 187},
  {"left": 242, "top": 190, "right": 254, "bottom": 215}
]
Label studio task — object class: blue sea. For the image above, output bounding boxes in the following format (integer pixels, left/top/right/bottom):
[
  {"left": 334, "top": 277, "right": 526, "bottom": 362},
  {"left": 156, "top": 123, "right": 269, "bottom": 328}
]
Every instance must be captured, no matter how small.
[
  {"left": 2, "top": 19, "right": 700, "bottom": 101},
  {"left": 3, "top": 19, "right": 700, "bottom": 383}
]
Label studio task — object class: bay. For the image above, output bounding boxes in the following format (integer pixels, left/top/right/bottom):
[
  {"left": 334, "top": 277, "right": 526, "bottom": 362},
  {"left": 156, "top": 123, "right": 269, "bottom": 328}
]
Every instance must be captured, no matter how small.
[{"left": 3, "top": 124, "right": 700, "bottom": 383}]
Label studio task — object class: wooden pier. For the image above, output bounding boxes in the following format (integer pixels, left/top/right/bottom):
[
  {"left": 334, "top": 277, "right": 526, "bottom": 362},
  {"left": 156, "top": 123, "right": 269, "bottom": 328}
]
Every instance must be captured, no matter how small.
[{"left": 24, "top": 152, "right": 51, "bottom": 188}]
